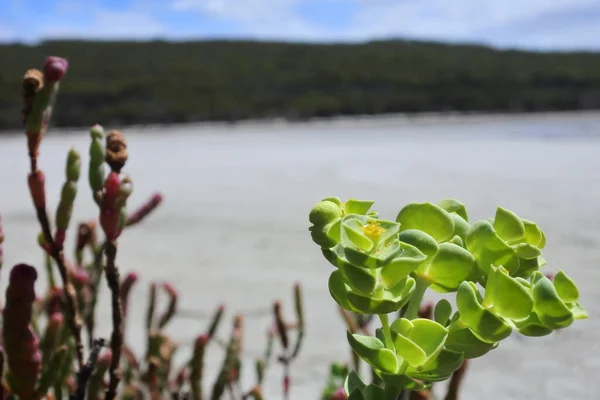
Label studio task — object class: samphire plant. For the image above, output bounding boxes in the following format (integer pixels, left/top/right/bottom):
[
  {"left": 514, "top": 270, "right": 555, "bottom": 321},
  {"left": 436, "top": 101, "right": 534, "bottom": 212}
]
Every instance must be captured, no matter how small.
[
  {"left": 0, "top": 56, "right": 306, "bottom": 399},
  {"left": 308, "top": 197, "right": 588, "bottom": 400}
]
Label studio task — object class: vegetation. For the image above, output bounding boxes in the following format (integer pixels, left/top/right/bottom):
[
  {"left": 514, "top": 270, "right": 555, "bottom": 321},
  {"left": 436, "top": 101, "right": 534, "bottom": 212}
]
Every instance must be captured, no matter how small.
[
  {"left": 0, "top": 56, "right": 306, "bottom": 400},
  {"left": 2, "top": 39, "right": 600, "bottom": 130},
  {"left": 308, "top": 197, "right": 588, "bottom": 399}
]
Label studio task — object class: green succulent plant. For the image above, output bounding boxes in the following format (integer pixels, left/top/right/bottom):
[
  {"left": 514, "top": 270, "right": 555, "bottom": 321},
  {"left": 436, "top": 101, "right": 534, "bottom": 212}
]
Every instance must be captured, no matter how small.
[{"left": 309, "top": 197, "right": 588, "bottom": 400}]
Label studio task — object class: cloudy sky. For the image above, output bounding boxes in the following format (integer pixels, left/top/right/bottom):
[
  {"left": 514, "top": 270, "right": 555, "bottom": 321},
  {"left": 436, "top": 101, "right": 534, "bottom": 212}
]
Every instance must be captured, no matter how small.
[{"left": 1, "top": 0, "right": 599, "bottom": 50}]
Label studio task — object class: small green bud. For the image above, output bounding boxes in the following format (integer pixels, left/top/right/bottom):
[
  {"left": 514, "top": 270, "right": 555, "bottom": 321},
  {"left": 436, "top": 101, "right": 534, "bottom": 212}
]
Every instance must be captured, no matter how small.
[
  {"left": 90, "top": 138, "right": 105, "bottom": 166},
  {"left": 60, "top": 182, "right": 77, "bottom": 205},
  {"left": 65, "top": 148, "right": 81, "bottom": 182},
  {"left": 90, "top": 124, "right": 104, "bottom": 140},
  {"left": 56, "top": 203, "right": 72, "bottom": 230},
  {"left": 309, "top": 201, "right": 342, "bottom": 226},
  {"left": 88, "top": 164, "right": 105, "bottom": 192}
]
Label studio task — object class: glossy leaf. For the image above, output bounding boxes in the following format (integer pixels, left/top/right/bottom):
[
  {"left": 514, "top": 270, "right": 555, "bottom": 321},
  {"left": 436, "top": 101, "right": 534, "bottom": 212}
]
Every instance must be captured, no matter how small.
[
  {"left": 449, "top": 235, "right": 464, "bottom": 247},
  {"left": 568, "top": 301, "right": 588, "bottom": 320},
  {"left": 445, "top": 326, "right": 498, "bottom": 359},
  {"left": 347, "top": 277, "right": 415, "bottom": 314},
  {"left": 553, "top": 270, "right": 579, "bottom": 303},
  {"left": 346, "top": 332, "right": 398, "bottom": 373},
  {"left": 484, "top": 266, "right": 533, "bottom": 320},
  {"left": 396, "top": 202, "right": 455, "bottom": 243},
  {"left": 513, "top": 313, "right": 553, "bottom": 337},
  {"left": 456, "top": 281, "right": 512, "bottom": 343},
  {"left": 328, "top": 270, "right": 359, "bottom": 312},
  {"left": 342, "top": 219, "right": 375, "bottom": 252},
  {"left": 434, "top": 299, "right": 452, "bottom": 326},
  {"left": 438, "top": 198, "right": 469, "bottom": 222},
  {"left": 380, "top": 242, "right": 426, "bottom": 288},
  {"left": 405, "top": 348, "right": 464, "bottom": 381},
  {"left": 513, "top": 243, "right": 541, "bottom": 260},
  {"left": 398, "top": 230, "right": 439, "bottom": 258},
  {"left": 465, "top": 220, "right": 519, "bottom": 275},
  {"left": 344, "top": 370, "right": 366, "bottom": 395},
  {"left": 339, "top": 262, "right": 378, "bottom": 295},
  {"left": 494, "top": 206, "right": 525, "bottom": 242},
  {"left": 391, "top": 318, "right": 448, "bottom": 367},
  {"left": 450, "top": 213, "right": 470, "bottom": 241},
  {"left": 522, "top": 219, "right": 545, "bottom": 248},
  {"left": 378, "top": 373, "right": 427, "bottom": 391},
  {"left": 361, "top": 384, "right": 385, "bottom": 400},
  {"left": 344, "top": 199, "right": 375, "bottom": 216},
  {"left": 422, "top": 243, "right": 480, "bottom": 293},
  {"left": 531, "top": 272, "right": 574, "bottom": 329}
]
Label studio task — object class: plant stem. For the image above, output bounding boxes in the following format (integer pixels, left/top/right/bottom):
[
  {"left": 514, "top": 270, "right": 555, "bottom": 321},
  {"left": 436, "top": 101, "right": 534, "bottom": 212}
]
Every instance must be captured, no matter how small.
[
  {"left": 35, "top": 205, "right": 85, "bottom": 368},
  {"left": 104, "top": 240, "right": 123, "bottom": 400},
  {"left": 378, "top": 314, "right": 394, "bottom": 351},
  {"left": 404, "top": 277, "right": 429, "bottom": 320}
]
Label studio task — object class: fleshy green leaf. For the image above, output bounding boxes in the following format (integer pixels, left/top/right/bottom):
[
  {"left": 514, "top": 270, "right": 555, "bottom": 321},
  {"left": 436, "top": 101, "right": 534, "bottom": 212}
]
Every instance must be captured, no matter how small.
[
  {"left": 346, "top": 277, "right": 415, "bottom": 314},
  {"left": 531, "top": 272, "right": 574, "bottom": 330},
  {"left": 344, "top": 370, "right": 366, "bottom": 395},
  {"left": 450, "top": 213, "right": 470, "bottom": 241},
  {"left": 553, "top": 270, "right": 579, "bottom": 303},
  {"left": 449, "top": 235, "right": 464, "bottom": 247},
  {"left": 405, "top": 348, "right": 464, "bottom": 381},
  {"left": 513, "top": 243, "right": 541, "bottom": 260},
  {"left": 494, "top": 206, "right": 525, "bottom": 242},
  {"left": 344, "top": 199, "right": 376, "bottom": 216},
  {"left": 398, "top": 230, "right": 439, "bottom": 258},
  {"left": 339, "top": 263, "right": 378, "bottom": 295},
  {"left": 465, "top": 220, "right": 519, "bottom": 275},
  {"left": 456, "top": 281, "right": 512, "bottom": 343},
  {"left": 380, "top": 242, "right": 427, "bottom": 289},
  {"left": 422, "top": 243, "right": 480, "bottom": 293},
  {"left": 328, "top": 270, "right": 358, "bottom": 312},
  {"left": 445, "top": 326, "right": 498, "bottom": 359},
  {"left": 361, "top": 384, "right": 385, "bottom": 400},
  {"left": 342, "top": 219, "right": 374, "bottom": 252},
  {"left": 513, "top": 312, "right": 554, "bottom": 337},
  {"left": 568, "top": 301, "right": 588, "bottom": 320},
  {"left": 346, "top": 332, "right": 398, "bottom": 373},
  {"left": 434, "top": 299, "right": 452, "bottom": 326},
  {"left": 396, "top": 202, "right": 455, "bottom": 243},
  {"left": 438, "top": 198, "right": 469, "bottom": 222},
  {"left": 484, "top": 266, "right": 534, "bottom": 320},
  {"left": 391, "top": 318, "right": 448, "bottom": 367},
  {"left": 522, "top": 219, "right": 544, "bottom": 247},
  {"left": 378, "top": 373, "right": 427, "bottom": 391}
]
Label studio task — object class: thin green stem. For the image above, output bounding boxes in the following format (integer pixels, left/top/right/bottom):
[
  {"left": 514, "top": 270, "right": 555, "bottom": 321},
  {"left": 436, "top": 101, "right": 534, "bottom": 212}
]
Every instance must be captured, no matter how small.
[
  {"left": 404, "top": 277, "right": 429, "bottom": 320},
  {"left": 378, "top": 314, "right": 394, "bottom": 351}
]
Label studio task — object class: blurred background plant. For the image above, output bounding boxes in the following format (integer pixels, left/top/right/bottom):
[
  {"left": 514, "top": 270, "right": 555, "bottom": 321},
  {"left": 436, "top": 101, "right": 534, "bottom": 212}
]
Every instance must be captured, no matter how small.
[{"left": 0, "top": 56, "right": 306, "bottom": 400}]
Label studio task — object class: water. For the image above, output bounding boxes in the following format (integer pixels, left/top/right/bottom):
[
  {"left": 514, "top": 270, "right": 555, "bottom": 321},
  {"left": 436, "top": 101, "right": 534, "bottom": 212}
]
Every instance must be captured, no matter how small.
[{"left": 1, "top": 113, "right": 599, "bottom": 399}]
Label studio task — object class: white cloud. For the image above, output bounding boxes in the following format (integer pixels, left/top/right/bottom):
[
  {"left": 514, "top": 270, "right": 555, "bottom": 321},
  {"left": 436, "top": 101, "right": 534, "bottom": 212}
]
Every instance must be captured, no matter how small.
[
  {"left": 168, "top": 0, "right": 600, "bottom": 48},
  {"left": 37, "top": 9, "right": 165, "bottom": 40}
]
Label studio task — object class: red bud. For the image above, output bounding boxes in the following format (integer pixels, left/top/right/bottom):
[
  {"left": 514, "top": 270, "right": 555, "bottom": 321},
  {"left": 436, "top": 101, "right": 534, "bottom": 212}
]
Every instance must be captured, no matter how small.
[{"left": 43, "top": 56, "right": 68, "bottom": 82}]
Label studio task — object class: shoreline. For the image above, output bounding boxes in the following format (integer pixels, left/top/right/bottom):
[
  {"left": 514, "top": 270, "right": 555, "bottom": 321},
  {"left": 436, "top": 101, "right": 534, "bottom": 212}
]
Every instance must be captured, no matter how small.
[{"left": 2, "top": 109, "right": 600, "bottom": 136}]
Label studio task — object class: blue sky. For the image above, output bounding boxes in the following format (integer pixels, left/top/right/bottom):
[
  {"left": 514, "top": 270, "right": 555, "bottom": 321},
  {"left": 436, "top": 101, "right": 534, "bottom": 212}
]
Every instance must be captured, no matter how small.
[{"left": 1, "top": 0, "right": 600, "bottom": 50}]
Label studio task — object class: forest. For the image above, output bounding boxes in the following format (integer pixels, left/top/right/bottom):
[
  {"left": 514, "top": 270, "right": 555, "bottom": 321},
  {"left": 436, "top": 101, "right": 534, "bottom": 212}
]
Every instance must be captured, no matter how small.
[{"left": 1, "top": 39, "right": 600, "bottom": 130}]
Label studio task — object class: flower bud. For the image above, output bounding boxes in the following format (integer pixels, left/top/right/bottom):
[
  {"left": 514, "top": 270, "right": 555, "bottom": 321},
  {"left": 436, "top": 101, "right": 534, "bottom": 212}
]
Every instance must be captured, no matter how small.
[
  {"left": 66, "top": 148, "right": 81, "bottom": 182},
  {"left": 105, "top": 130, "right": 128, "bottom": 172},
  {"left": 309, "top": 200, "right": 342, "bottom": 226},
  {"left": 43, "top": 56, "right": 68, "bottom": 82},
  {"left": 90, "top": 124, "right": 104, "bottom": 140}
]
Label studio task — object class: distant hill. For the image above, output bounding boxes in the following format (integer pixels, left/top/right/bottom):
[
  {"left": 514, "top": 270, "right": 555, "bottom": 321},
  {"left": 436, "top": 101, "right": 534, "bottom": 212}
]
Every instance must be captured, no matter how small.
[{"left": 1, "top": 39, "right": 600, "bottom": 130}]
